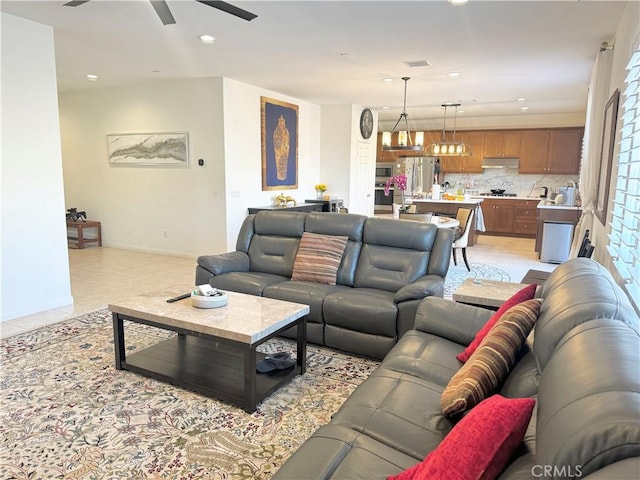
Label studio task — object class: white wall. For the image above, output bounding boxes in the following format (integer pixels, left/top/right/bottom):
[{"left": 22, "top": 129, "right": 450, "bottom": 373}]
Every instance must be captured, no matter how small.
[
  {"left": 1, "top": 13, "right": 72, "bottom": 321},
  {"left": 60, "top": 78, "right": 323, "bottom": 255},
  {"left": 320, "top": 105, "right": 378, "bottom": 215},
  {"left": 591, "top": 1, "right": 640, "bottom": 271},
  {"left": 222, "top": 79, "right": 322, "bottom": 248}
]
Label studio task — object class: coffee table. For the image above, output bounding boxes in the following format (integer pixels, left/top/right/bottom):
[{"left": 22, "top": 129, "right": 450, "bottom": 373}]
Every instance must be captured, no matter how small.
[{"left": 109, "top": 289, "right": 309, "bottom": 413}]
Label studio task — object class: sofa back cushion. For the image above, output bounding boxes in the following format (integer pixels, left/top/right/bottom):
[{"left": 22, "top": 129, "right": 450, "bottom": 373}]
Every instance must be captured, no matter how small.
[
  {"left": 534, "top": 258, "right": 639, "bottom": 371},
  {"left": 535, "top": 319, "right": 640, "bottom": 477},
  {"left": 247, "top": 212, "right": 305, "bottom": 276},
  {"left": 304, "top": 212, "right": 365, "bottom": 286},
  {"left": 354, "top": 217, "right": 437, "bottom": 291}
]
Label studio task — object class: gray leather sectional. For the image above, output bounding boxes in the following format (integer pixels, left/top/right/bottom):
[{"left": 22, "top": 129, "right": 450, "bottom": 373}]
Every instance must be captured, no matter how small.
[
  {"left": 273, "top": 258, "right": 640, "bottom": 479},
  {"left": 196, "top": 211, "right": 454, "bottom": 360}
]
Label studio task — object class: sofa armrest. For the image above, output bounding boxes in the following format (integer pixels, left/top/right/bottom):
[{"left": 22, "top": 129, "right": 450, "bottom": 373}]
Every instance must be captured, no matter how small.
[
  {"left": 394, "top": 275, "right": 444, "bottom": 303},
  {"left": 413, "top": 297, "right": 493, "bottom": 346},
  {"left": 197, "top": 251, "right": 250, "bottom": 276}
]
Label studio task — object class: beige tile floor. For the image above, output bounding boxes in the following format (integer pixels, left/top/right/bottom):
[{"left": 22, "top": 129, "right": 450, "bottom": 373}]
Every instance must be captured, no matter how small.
[{"left": 0, "top": 236, "right": 555, "bottom": 339}]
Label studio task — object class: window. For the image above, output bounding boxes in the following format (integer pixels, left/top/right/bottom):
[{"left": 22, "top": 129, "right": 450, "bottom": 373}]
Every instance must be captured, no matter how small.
[{"left": 608, "top": 47, "right": 640, "bottom": 310}]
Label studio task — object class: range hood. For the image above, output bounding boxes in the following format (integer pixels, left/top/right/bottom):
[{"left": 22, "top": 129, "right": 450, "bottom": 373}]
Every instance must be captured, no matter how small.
[{"left": 482, "top": 157, "right": 520, "bottom": 169}]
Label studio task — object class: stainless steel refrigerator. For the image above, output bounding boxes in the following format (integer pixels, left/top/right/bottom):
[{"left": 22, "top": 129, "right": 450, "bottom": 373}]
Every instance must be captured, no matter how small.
[{"left": 401, "top": 157, "right": 436, "bottom": 197}]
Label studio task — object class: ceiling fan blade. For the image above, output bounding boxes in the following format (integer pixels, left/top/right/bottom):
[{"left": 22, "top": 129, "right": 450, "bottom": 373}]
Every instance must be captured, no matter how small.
[
  {"left": 196, "top": 1, "right": 258, "bottom": 21},
  {"left": 63, "top": 0, "right": 90, "bottom": 6},
  {"left": 149, "top": 0, "right": 176, "bottom": 25}
]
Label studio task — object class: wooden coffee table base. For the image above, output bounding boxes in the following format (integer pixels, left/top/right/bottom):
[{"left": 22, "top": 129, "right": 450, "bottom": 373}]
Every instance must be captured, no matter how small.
[{"left": 113, "top": 313, "right": 306, "bottom": 413}]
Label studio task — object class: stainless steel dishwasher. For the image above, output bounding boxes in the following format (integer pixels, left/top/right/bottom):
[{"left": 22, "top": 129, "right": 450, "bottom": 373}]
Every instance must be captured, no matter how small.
[{"left": 541, "top": 222, "right": 574, "bottom": 263}]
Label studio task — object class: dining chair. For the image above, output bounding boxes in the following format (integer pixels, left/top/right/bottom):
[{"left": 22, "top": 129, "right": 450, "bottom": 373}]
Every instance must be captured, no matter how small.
[{"left": 452, "top": 207, "right": 475, "bottom": 271}]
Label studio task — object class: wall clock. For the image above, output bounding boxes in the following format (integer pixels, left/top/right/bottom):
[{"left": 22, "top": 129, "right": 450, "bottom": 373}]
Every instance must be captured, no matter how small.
[{"left": 359, "top": 108, "right": 374, "bottom": 139}]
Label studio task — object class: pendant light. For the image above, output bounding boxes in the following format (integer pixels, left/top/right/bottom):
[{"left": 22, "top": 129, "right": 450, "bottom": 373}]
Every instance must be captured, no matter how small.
[
  {"left": 425, "top": 103, "right": 471, "bottom": 157},
  {"left": 381, "top": 77, "right": 424, "bottom": 152}
]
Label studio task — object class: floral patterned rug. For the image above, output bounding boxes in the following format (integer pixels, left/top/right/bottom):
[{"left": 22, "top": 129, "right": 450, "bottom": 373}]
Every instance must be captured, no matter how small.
[{"left": 0, "top": 310, "right": 379, "bottom": 479}]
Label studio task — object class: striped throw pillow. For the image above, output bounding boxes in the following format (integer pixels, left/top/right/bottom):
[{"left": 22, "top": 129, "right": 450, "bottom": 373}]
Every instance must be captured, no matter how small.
[
  {"left": 441, "top": 299, "right": 542, "bottom": 417},
  {"left": 291, "top": 232, "right": 348, "bottom": 285}
]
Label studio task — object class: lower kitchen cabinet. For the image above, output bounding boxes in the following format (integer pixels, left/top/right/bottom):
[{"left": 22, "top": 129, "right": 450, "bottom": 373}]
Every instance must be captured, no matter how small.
[
  {"left": 513, "top": 200, "right": 539, "bottom": 235},
  {"left": 480, "top": 198, "right": 537, "bottom": 238},
  {"left": 482, "top": 199, "right": 515, "bottom": 234}
]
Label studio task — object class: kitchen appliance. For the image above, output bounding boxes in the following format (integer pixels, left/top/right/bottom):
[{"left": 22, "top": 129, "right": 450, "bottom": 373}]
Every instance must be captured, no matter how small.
[
  {"left": 557, "top": 186, "right": 577, "bottom": 206},
  {"left": 479, "top": 192, "right": 517, "bottom": 197},
  {"left": 541, "top": 222, "right": 574, "bottom": 263},
  {"left": 375, "top": 163, "right": 397, "bottom": 181},
  {"left": 541, "top": 186, "right": 548, "bottom": 198},
  {"left": 374, "top": 181, "right": 394, "bottom": 212},
  {"left": 490, "top": 189, "right": 506, "bottom": 195},
  {"left": 403, "top": 157, "right": 435, "bottom": 196}
]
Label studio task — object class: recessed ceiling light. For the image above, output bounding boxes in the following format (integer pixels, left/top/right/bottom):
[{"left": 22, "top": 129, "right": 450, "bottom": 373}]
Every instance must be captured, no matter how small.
[
  {"left": 383, "top": 78, "right": 393, "bottom": 82},
  {"left": 198, "top": 34, "right": 215, "bottom": 44},
  {"left": 516, "top": 98, "right": 526, "bottom": 102},
  {"left": 382, "top": 106, "right": 390, "bottom": 110},
  {"left": 448, "top": 0, "right": 469, "bottom": 5},
  {"left": 448, "top": 72, "right": 460, "bottom": 78},
  {"left": 521, "top": 106, "right": 529, "bottom": 111},
  {"left": 86, "top": 74, "right": 98, "bottom": 81},
  {"left": 457, "top": 109, "right": 465, "bottom": 113}
]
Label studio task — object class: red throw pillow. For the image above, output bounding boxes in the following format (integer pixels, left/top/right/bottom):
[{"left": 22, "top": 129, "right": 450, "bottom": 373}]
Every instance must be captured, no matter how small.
[
  {"left": 387, "top": 395, "right": 535, "bottom": 480},
  {"left": 457, "top": 283, "right": 537, "bottom": 363}
]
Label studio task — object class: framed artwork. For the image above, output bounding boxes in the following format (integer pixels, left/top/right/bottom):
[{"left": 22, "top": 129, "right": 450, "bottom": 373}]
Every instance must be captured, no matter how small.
[
  {"left": 261, "top": 97, "right": 298, "bottom": 190},
  {"left": 107, "top": 132, "right": 189, "bottom": 167},
  {"left": 595, "top": 89, "right": 619, "bottom": 225}
]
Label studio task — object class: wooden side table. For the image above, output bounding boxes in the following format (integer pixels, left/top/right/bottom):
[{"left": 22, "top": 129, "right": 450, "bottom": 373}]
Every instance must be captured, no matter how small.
[{"left": 67, "top": 220, "right": 102, "bottom": 248}]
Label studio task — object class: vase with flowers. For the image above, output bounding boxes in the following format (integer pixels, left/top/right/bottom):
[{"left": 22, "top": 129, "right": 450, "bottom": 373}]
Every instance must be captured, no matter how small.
[
  {"left": 314, "top": 183, "right": 328, "bottom": 200},
  {"left": 384, "top": 174, "right": 408, "bottom": 212}
]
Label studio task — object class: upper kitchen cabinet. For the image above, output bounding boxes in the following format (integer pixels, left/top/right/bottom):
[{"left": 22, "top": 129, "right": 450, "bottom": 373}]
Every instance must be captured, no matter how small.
[
  {"left": 519, "top": 127, "right": 583, "bottom": 174},
  {"left": 484, "top": 130, "right": 522, "bottom": 158},
  {"left": 440, "top": 131, "right": 485, "bottom": 173}
]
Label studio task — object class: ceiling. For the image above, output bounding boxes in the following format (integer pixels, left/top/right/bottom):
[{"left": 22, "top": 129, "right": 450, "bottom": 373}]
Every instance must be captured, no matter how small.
[{"left": 1, "top": 0, "right": 628, "bottom": 128}]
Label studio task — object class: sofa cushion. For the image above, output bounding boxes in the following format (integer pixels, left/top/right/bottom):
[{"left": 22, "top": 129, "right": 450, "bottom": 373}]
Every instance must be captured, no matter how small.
[
  {"left": 441, "top": 299, "right": 541, "bottom": 417},
  {"left": 389, "top": 395, "right": 535, "bottom": 480},
  {"left": 457, "top": 283, "right": 537, "bottom": 363},
  {"left": 209, "top": 271, "right": 288, "bottom": 296},
  {"left": 291, "top": 232, "right": 348, "bottom": 285}
]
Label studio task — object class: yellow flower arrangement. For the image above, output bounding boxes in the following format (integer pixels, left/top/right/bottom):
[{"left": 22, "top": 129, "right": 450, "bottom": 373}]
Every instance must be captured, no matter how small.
[{"left": 314, "top": 183, "right": 328, "bottom": 193}]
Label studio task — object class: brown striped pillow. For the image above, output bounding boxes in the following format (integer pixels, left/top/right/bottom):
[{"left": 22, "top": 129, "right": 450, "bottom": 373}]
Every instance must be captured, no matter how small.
[
  {"left": 291, "top": 232, "right": 348, "bottom": 285},
  {"left": 441, "top": 298, "right": 542, "bottom": 417}
]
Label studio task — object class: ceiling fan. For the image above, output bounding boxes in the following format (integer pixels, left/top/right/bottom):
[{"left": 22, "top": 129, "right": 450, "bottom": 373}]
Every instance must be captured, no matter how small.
[{"left": 63, "top": 0, "right": 257, "bottom": 25}]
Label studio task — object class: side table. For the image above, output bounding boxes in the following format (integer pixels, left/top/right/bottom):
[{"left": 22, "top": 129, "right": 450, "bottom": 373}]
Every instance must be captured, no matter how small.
[
  {"left": 452, "top": 279, "right": 528, "bottom": 310},
  {"left": 67, "top": 220, "right": 102, "bottom": 248}
]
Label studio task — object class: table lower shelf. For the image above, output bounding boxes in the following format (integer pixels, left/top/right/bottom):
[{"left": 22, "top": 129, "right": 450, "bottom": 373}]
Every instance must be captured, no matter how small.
[{"left": 121, "top": 335, "right": 301, "bottom": 412}]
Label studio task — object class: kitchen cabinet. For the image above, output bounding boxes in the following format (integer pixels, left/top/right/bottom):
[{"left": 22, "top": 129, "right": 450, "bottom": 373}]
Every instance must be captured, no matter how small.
[
  {"left": 481, "top": 199, "right": 515, "bottom": 233},
  {"left": 519, "top": 128, "right": 583, "bottom": 174},
  {"left": 484, "top": 130, "right": 521, "bottom": 158},
  {"left": 513, "top": 200, "right": 538, "bottom": 235},
  {"left": 440, "top": 131, "right": 485, "bottom": 173}
]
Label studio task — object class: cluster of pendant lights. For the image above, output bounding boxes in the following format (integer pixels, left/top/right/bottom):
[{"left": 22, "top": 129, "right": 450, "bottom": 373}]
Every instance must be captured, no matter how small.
[{"left": 381, "top": 77, "right": 471, "bottom": 157}]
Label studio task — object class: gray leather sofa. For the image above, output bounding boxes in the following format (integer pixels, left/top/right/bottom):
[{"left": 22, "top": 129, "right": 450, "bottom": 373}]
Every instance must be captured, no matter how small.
[
  {"left": 196, "top": 211, "right": 454, "bottom": 359},
  {"left": 273, "top": 258, "right": 640, "bottom": 479}
]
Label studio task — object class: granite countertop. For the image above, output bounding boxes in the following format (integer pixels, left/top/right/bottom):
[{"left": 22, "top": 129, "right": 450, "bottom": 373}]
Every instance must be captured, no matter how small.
[
  {"left": 408, "top": 198, "right": 484, "bottom": 204},
  {"left": 536, "top": 201, "right": 581, "bottom": 210}
]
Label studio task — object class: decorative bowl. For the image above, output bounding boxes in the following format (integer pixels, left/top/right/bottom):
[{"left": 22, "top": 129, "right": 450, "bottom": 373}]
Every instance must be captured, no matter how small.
[{"left": 191, "top": 291, "right": 228, "bottom": 309}]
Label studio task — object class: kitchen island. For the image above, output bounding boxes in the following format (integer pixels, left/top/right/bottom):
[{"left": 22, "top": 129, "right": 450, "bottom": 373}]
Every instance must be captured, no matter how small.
[{"left": 409, "top": 198, "right": 484, "bottom": 246}]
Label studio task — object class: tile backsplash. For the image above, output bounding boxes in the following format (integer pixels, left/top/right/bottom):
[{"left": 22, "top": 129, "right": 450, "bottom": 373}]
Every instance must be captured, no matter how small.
[{"left": 443, "top": 170, "right": 579, "bottom": 198}]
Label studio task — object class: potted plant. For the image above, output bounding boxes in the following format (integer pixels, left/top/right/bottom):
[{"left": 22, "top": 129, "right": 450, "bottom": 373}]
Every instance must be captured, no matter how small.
[{"left": 384, "top": 174, "right": 408, "bottom": 212}]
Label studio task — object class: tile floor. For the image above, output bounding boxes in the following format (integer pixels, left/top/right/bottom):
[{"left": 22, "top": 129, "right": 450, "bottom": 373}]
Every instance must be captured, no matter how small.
[{"left": 0, "top": 235, "right": 555, "bottom": 339}]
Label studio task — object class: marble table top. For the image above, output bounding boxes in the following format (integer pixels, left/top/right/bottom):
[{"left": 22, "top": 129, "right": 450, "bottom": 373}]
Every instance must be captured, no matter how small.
[
  {"left": 452, "top": 278, "right": 529, "bottom": 308},
  {"left": 109, "top": 288, "right": 309, "bottom": 345}
]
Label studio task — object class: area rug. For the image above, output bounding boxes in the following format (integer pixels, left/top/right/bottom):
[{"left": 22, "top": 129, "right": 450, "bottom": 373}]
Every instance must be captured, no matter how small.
[
  {"left": 0, "top": 310, "right": 379, "bottom": 479},
  {"left": 444, "top": 262, "right": 512, "bottom": 298}
]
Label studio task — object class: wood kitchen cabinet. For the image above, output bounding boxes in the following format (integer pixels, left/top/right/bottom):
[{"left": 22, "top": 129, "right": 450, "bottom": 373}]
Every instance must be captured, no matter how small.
[
  {"left": 484, "top": 130, "right": 521, "bottom": 158},
  {"left": 481, "top": 199, "right": 515, "bottom": 233},
  {"left": 519, "top": 128, "right": 583, "bottom": 174},
  {"left": 440, "top": 131, "right": 485, "bottom": 173},
  {"left": 513, "top": 199, "right": 538, "bottom": 235}
]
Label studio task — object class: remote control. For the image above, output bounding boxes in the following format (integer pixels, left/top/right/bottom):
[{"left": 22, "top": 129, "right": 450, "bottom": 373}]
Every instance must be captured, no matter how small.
[{"left": 166, "top": 293, "right": 191, "bottom": 303}]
